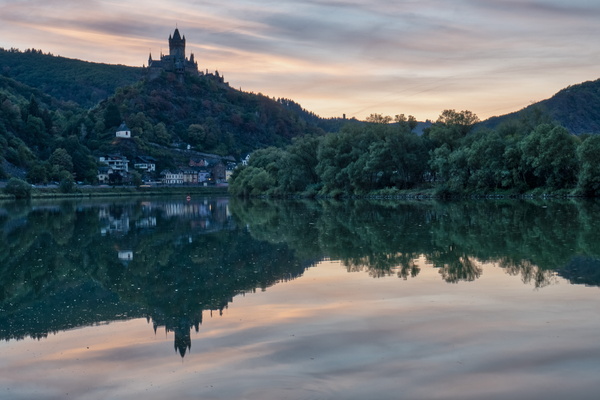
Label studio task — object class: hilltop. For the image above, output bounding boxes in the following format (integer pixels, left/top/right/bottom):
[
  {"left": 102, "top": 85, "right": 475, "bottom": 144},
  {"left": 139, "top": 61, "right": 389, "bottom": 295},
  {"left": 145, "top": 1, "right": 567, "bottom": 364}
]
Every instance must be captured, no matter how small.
[
  {"left": 0, "top": 48, "right": 145, "bottom": 108},
  {"left": 483, "top": 78, "right": 600, "bottom": 135}
]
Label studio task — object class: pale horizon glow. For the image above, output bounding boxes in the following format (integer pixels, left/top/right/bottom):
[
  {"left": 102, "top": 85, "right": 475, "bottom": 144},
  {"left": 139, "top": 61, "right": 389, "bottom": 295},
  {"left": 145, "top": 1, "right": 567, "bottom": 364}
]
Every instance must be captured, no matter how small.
[{"left": 1, "top": 0, "right": 600, "bottom": 121}]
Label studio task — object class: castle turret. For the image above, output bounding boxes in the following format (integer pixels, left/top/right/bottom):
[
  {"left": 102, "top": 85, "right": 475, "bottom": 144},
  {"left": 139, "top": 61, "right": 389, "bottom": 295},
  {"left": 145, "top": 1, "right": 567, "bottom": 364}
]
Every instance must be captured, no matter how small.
[{"left": 169, "top": 28, "right": 186, "bottom": 61}]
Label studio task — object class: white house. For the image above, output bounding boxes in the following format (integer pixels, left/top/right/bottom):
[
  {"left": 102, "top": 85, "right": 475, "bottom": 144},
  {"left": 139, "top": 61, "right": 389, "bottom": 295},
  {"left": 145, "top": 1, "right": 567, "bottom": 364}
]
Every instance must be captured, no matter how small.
[
  {"left": 133, "top": 156, "right": 156, "bottom": 172},
  {"left": 97, "top": 166, "right": 112, "bottom": 184},
  {"left": 241, "top": 154, "right": 251, "bottom": 166},
  {"left": 99, "top": 155, "right": 129, "bottom": 173},
  {"left": 116, "top": 122, "right": 131, "bottom": 139}
]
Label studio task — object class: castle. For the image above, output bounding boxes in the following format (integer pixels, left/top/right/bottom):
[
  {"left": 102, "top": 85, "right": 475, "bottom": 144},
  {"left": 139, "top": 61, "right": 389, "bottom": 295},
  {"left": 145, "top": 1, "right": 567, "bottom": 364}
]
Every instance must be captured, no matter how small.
[{"left": 147, "top": 28, "right": 199, "bottom": 80}]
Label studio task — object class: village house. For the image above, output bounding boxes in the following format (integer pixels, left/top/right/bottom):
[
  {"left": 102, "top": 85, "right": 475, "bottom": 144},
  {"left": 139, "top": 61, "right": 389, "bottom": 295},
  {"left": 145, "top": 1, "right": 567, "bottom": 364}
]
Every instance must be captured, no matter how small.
[
  {"left": 97, "top": 166, "right": 112, "bottom": 184},
  {"left": 160, "top": 170, "right": 184, "bottom": 185},
  {"left": 133, "top": 156, "right": 157, "bottom": 172},
  {"left": 182, "top": 169, "right": 199, "bottom": 185},
  {"left": 115, "top": 122, "right": 131, "bottom": 139},
  {"left": 98, "top": 155, "right": 130, "bottom": 184},
  {"left": 99, "top": 155, "right": 129, "bottom": 173},
  {"left": 225, "top": 162, "right": 237, "bottom": 182},
  {"left": 189, "top": 158, "right": 208, "bottom": 167},
  {"left": 198, "top": 168, "right": 210, "bottom": 183}
]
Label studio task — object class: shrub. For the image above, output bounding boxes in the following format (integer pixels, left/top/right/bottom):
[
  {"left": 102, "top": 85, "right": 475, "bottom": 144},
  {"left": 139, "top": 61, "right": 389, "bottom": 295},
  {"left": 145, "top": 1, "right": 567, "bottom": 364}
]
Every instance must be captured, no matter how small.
[{"left": 4, "top": 178, "right": 32, "bottom": 199}]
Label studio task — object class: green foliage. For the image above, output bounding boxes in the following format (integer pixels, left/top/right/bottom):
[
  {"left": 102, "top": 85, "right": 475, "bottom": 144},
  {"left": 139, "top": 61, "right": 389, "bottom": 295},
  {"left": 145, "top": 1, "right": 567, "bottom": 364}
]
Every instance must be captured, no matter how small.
[
  {"left": 231, "top": 120, "right": 431, "bottom": 197},
  {"left": 577, "top": 135, "right": 600, "bottom": 195},
  {"left": 130, "top": 170, "right": 143, "bottom": 187},
  {"left": 4, "top": 177, "right": 31, "bottom": 198},
  {"left": 26, "top": 161, "right": 48, "bottom": 184},
  {"left": 103, "top": 102, "right": 122, "bottom": 129},
  {"left": 519, "top": 124, "right": 578, "bottom": 189},
  {"left": 232, "top": 107, "right": 600, "bottom": 198},
  {"left": 426, "top": 109, "right": 480, "bottom": 150},
  {"left": 0, "top": 48, "right": 144, "bottom": 108},
  {"left": 229, "top": 166, "right": 275, "bottom": 197},
  {"left": 58, "top": 171, "right": 75, "bottom": 193},
  {"left": 89, "top": 75, "right": 324, "bottom": 157},
  {"left": 49, "top": 148, "right": 73, "bottom": 172}
]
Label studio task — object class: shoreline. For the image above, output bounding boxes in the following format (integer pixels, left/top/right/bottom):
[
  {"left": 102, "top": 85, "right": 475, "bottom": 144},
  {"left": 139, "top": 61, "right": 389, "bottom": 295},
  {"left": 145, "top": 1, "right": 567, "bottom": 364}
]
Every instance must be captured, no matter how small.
[{"left": 0, "top": 185, "right": 229, "bottom": 200}]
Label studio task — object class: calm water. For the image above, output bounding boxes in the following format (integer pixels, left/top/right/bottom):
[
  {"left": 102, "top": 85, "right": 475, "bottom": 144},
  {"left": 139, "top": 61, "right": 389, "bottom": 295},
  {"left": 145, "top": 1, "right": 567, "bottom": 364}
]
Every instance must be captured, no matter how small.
[{"left": 1, "top": 197, "right": 599, "bottom": 399}]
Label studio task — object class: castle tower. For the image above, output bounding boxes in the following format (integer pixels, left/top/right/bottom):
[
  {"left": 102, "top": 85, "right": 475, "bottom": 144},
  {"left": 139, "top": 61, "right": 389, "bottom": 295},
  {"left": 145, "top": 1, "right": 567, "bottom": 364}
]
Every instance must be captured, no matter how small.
[
  {"left": 147, "top": 28, "right": 199, "bottom": 80},
  {"left": 169, "top": 28, "right": 186, "bottom": 61}
]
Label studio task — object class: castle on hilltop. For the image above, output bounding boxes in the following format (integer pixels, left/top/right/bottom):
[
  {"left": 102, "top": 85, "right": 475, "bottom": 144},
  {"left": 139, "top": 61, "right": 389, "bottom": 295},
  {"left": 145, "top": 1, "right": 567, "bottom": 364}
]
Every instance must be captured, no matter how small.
[{"left": 147, "top": 28, "right": 199, "bottom": 80}]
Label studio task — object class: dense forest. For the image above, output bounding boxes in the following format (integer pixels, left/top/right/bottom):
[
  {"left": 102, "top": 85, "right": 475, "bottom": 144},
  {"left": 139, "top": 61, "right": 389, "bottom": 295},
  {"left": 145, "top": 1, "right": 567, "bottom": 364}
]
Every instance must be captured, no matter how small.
[
  {"left": 0, "top": 48, "right": 144, "bottom": 107},
  {"left": 230, "top": 108, "right": 600, "bottom": 197},
  {"left": 483, "top": 78, "right": 600, "bottom": 135}
]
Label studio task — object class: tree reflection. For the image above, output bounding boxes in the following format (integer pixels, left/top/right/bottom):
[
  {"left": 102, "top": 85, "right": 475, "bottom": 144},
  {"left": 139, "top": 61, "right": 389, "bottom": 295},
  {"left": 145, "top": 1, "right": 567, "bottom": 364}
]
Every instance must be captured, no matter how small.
[
  {"left": 2, "top": 197, "right": 600, "bottom": 356},
  {"left": 231, "top": 198, "right": 600, "bottom": 288}
]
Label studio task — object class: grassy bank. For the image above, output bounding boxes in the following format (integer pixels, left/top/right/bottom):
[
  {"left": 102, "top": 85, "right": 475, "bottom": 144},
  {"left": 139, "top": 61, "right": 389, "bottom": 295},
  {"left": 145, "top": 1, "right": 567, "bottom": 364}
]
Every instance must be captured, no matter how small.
[{"left": 9, "top": 185, "right": 230, "bottom": 200}]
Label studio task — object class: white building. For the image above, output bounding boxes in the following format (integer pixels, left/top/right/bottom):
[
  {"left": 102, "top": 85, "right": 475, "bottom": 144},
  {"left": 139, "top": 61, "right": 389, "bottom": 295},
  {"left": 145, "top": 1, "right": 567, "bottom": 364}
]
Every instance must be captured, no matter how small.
[
  {"left": 99, "top": 155, "right": 129, "bottom": 173},
  {"left": 160, "top": 170, "right": 184, "bottom": 185},
  {"left": 134, "top": 156, "right": 156, "bottom": 172},
  {"left": 116, "top": 122, "right": 131, "bottom": 139}
]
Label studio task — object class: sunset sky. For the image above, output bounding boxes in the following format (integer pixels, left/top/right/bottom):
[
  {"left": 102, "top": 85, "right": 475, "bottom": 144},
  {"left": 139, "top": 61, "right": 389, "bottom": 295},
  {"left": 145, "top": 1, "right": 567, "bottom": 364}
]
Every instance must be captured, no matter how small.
[{"left": 1, "top": 0, "right": 600, "bottom": 121}]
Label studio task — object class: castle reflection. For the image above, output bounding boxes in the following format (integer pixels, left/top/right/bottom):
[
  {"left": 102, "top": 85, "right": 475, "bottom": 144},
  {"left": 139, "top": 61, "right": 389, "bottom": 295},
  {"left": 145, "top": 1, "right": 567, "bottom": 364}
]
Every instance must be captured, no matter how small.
[{"left": 1, "top": 197, "right": 600, "bottom": 357}]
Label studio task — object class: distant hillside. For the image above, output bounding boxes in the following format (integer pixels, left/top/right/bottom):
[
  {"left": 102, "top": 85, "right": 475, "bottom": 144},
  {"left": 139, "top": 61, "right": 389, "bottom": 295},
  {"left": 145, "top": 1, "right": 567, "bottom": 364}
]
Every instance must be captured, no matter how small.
[
  {"left": 86, "top": 73, "right": 325, "bottom": 159},
  {"left": 0, "top": 48, "right": 144, "bottom": 107},
  {"left": 483, "top": 78, "right": 600, "bottom": 134}
]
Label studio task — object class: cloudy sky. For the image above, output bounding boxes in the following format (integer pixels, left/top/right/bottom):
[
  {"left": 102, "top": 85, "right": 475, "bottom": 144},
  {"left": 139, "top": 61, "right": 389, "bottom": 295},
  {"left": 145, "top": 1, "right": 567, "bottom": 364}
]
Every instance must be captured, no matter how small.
[{"left": 1, "top": 0, "right": 600, "bottom": 121}]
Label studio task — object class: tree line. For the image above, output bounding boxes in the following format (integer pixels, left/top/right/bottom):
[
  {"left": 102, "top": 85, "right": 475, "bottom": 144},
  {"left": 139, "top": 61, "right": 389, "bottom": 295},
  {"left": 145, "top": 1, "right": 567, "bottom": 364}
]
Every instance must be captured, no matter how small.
[{"left": 229, "top": 109, "right": 600, "bottom": 197}]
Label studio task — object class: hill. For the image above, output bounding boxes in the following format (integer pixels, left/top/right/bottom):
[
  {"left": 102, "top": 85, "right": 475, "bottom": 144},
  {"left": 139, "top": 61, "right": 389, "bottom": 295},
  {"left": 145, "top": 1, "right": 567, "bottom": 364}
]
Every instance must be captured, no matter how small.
[
  {"left": 0, "top": 48, "right": 144, "bottom": 108},
  {"left": 0, "top": 48, "right": 327, "bottom": 183},
  {"left": 85, "top": 72, "right": 325, "bottom": 159},
  {"left": 483, "top": 78, "right": 600, "bottom": 134}
]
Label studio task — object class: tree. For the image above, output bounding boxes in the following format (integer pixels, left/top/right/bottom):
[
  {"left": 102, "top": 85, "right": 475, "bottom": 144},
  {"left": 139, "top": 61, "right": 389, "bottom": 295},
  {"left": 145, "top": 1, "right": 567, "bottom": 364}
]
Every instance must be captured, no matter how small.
[
  {"left": 436, "top": 109, "right": 480, "bottom": 129},
  {"left": 131, "top": 170, "right": 143, "bottom": 187},
  {"left": 58, "top": 170, "right": 75, "bottom": 193},
  {"left": 26, "top": 161, "right": 49, "bottom": 184},
  {"left": 187, "top": 124, "right": 206, "bottom": 147},
  {"left": 154, "top": 122, "right": 172, "bottom": 145},
  {"left": 395, "top": 114, "right": 418, "bottom": 132},
  {"left": 519, "top": 124, "right": 578, "bottom": 190},
  {"left": 577, "top": 135, "right": 600, "bottom": 196},
  {"left": 49, "top": 148, "right": 74, "bottom": 172},
  {"left": 27, "top": 95, "right": 40, "bottom": 118},
  {"left": 4, "top": 178, "right": 31, "bottom": 199},
  {"left": 366, "top": 113, "right": 392, "bottom": 124},
  {"left": 103, "top": 102, "right": 122, "bottom": 128},
  {"left": 278, "top": 135, "right": 321, "bottom": 193},
  {"left": 427, "top": 109, "right": 480, "bottom": 150}
]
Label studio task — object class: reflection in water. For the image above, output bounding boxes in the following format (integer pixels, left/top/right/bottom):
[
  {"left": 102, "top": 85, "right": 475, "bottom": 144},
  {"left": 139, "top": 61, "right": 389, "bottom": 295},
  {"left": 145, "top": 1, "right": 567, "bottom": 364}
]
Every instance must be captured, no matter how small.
[{"left": 1, "top": 197, "right": 600, "bottom": 357}]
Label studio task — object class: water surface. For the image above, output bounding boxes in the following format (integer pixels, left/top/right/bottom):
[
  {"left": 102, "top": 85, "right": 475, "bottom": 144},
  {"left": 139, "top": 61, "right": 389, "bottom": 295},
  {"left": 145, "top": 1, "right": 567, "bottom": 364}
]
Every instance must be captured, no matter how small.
[{"left": 1, "top": 197, "right": 599, "bottom": 399}]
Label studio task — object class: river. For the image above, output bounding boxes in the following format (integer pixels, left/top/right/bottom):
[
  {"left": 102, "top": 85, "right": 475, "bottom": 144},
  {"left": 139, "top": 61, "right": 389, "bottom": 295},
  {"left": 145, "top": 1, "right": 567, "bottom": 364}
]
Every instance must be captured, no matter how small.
[{"left": 1, "top": 197, "right": 599, "bottom": 399}]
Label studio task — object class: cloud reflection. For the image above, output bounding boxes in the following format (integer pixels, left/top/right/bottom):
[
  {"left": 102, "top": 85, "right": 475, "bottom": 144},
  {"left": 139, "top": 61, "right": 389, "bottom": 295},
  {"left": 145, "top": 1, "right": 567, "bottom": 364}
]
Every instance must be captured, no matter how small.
[{"left": 1, "top": 261, "right": 600, "bottom": 399}]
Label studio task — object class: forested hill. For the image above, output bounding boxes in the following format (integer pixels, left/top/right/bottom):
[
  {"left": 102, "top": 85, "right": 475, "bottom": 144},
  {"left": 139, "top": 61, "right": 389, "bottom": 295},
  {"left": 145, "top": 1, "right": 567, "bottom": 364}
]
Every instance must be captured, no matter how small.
[
  {"left": 87, "top": 73, "right": 325, "bottom": 157},
  {"left": 0, "top": 50, "right": 327, "bottom": 183},
  {"left": 0, "top": 48, "right": 145, "bottom": 108},
  {"left": 483, "top": 78, "right": 600, "bottom": 135}
]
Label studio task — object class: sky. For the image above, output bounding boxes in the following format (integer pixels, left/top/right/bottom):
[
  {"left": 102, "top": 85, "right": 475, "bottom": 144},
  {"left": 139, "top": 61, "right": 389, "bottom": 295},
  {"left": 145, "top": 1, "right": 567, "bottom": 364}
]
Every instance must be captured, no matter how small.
[{"left": 1, "top": 0, "right": 600, "bottom": 121}]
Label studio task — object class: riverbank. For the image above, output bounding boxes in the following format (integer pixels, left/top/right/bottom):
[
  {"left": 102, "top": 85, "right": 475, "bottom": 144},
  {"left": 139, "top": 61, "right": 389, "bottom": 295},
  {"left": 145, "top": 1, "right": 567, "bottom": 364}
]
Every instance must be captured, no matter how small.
[
  {"left": 248, "top": 186, "right": 585, "bottom": 201},
  {"left": 0, "top": 185, "right": 229, "bottom": 200}
]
